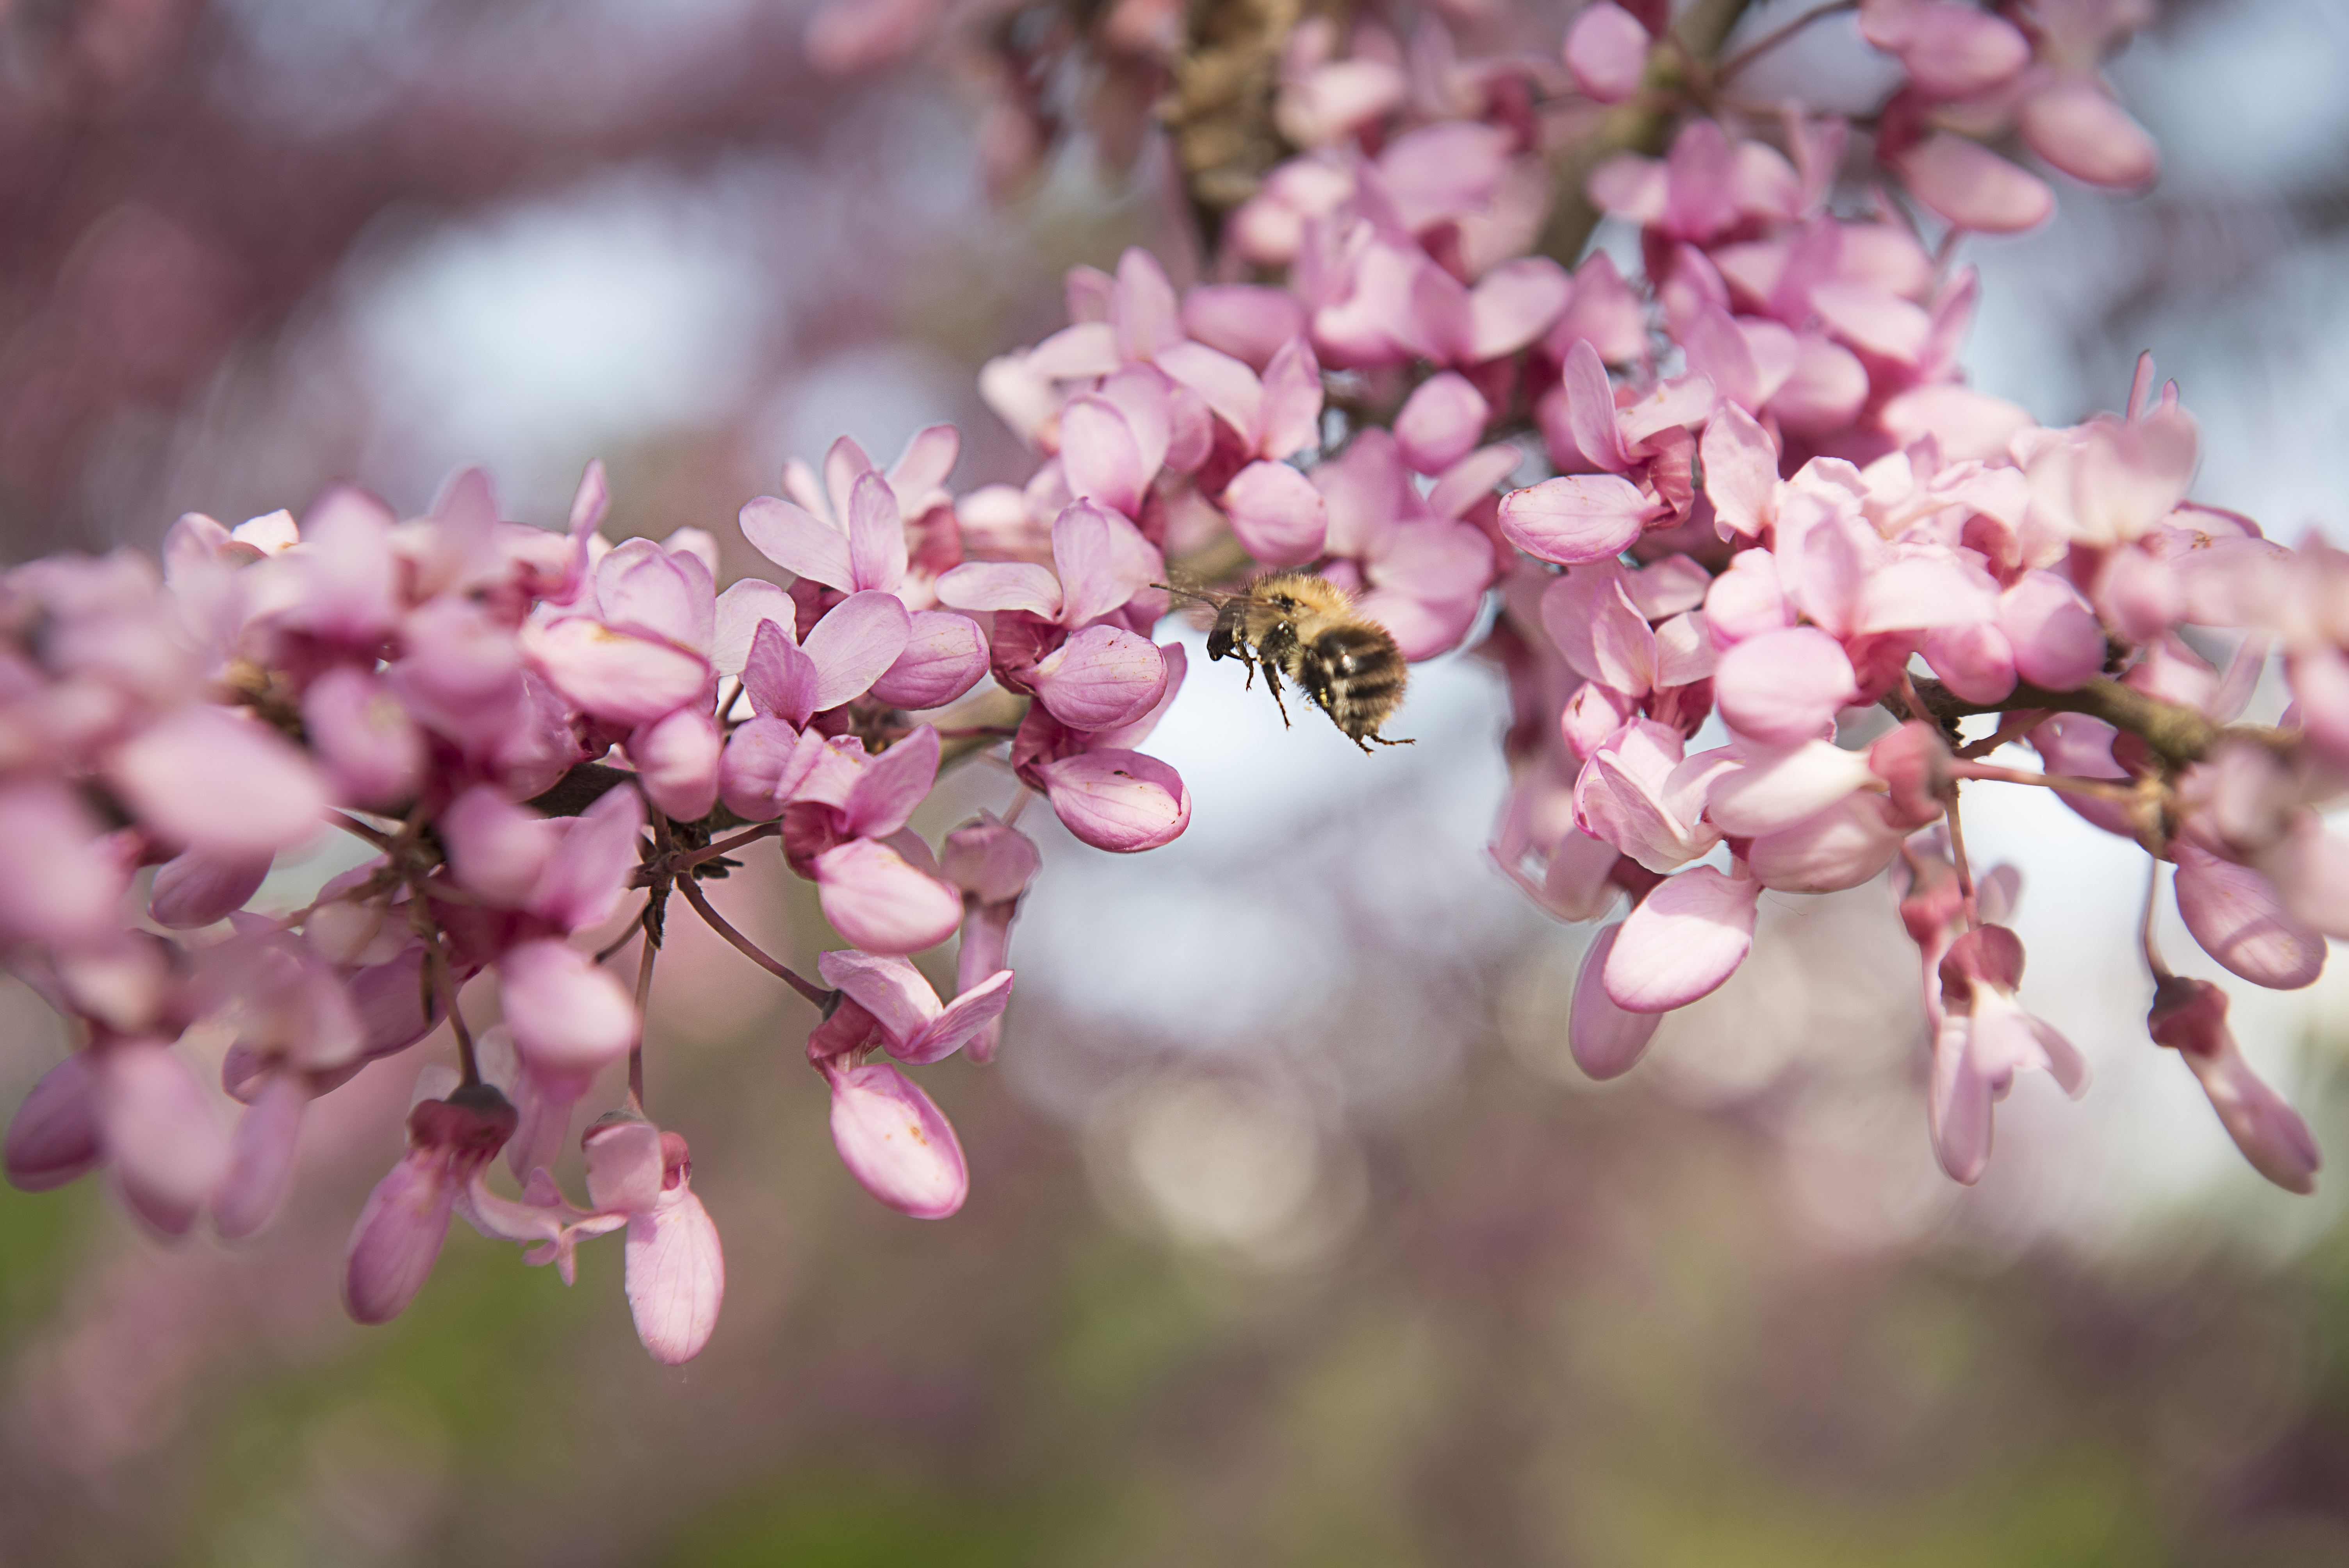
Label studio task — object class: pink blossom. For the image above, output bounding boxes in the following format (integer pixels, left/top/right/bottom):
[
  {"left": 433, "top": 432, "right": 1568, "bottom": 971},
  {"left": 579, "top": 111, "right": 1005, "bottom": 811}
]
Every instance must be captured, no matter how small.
[
  {"left": 1604, "top": 865, "right": 1762, "bottom": 1012},
  {"left": 823, "top": 1059, "right": 969, "bottom": 1219},
  {"left": 1930, "top": 926, "right": 2089, "bottom": 1185},
  {"left": 2148, "top": 975, "right": 2320, "bottom": 1195},
  {"left": 1569, "top": 924, "right": 1662, "bottom": 1078},
  {"left": 344, "top": 1085, "right": 518, "bottom": 1325},
  {"left": 1563, "top": 2, "right": 1651, "bottom": 105},
  {"left": 816, "top": 949, "right": 1015, "bottom": 1065}
]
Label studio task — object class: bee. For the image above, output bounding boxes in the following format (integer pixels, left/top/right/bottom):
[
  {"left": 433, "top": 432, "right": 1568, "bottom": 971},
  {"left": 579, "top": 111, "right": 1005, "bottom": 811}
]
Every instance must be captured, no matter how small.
[{"left": 1162, "top": 571, "right": 1413, "bottom": 752}]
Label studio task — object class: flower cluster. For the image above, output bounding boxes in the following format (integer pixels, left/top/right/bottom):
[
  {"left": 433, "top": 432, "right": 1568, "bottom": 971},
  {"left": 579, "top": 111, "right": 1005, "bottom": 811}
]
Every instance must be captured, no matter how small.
[{"left": 2, "top": 0, "right": 2335, "bottom": 1371}]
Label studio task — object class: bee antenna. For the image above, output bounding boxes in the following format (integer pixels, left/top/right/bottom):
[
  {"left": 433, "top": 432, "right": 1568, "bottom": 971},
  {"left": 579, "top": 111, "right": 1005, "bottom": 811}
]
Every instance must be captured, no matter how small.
[{"left": 1153, "top": 581, "right": 1227, "bottom": 607}]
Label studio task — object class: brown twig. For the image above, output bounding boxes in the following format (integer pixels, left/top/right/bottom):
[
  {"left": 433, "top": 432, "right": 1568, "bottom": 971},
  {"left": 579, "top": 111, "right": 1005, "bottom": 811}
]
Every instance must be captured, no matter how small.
[{"left": 674, "top": 874, "right": 831, "bottom": 1008}]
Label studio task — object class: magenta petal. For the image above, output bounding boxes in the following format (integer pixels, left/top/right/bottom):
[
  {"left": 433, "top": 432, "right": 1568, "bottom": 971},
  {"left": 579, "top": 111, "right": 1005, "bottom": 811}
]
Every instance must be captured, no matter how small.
[
  {"left": 626, "top": 1193, "right": 725, "bottom": 1363},
  {"left": 522, "top": 617, "right": 710, "bottom": 728},
  {"left": 1571, "top": 924, "right": 1662, "bottom": 1079},
  {"left": 149, "top": 847, "right": 272, "bottom": 929},
  {"left": 1035, "top": 749, "right": 1191, "bottom": 852},
  {"left": 845, "top": 470, "right": 909, "bottom": 593},
  {"left": 97, "top": 1041, "right": 230, "bottom": 1237},
  {"left": 740, "top": 494, "right": 854, "bottom": 589},
  {"left": 1713, "top": 625, "right": 1856, "bottom": 745},
  {"left": 1028, "top": 624, "right": 1168, "bottom": 730},
  {"left": 817, "top": 948, "right": 944, "bottom": 1044},
  {"left": 900, "top": 968, "right": 1015, "bottom": 1065},
  {"left": 813, "top": 839, "right": 963, "bottom": 955},
  {"left": 497, "top": 939, "right": 638, "bottom": 1073},
  {"left": 528, "top": 782, "right": 645, "bottom": 933},
  {"left": 841, "top": 725, "right": 942, "bottom": 841},
  {"left": 5, "top": 1052, "right": 102, "bottom": 1193},
  {"left": 827, "top": 1061, "right": 968, "bottom": 1218},
  {"left": 213, "top": 1072, "right": 308, "bottom": 1240},
  {"left": 869, "top": 610, "right": 991, "bottom": 710},
  {"left": 2174, "top": 845, "right": 2325, "bottom": 991},
  {"left": 804, "top": 590, "right": 914, "bottom": 711},
  {"left": 936, "top": 561, "right": 1065, "bottom": 620},
  {"left": 1223, "top": 460, "right": 1330, "bottom": 568},
  {"left": 343, "top": 1149, "right": 459, "bottom": 1324},
  {"left": 110, "top": 705, "right": 326, "bottom": 857},
  {"left": 745, "top": 618, "right": 822, "bottom": 729},
  {"left": 1564, "top": 0, "right": 1650, "bottom": 103},
  {"left": 630, "top": 707, "right": 723, "bottom": 822},
  {"left": 1604, "top": 867, "right": 1760, "bottom": 1012},
  {"left": 1499, "top": 474, "right": 1654, "bottom": 566}
]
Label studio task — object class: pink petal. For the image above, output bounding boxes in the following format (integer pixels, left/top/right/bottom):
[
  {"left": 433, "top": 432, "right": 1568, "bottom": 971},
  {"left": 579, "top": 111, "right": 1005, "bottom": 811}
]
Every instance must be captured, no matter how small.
[
  {"left": 343, "top": 1150, "right": 460, "bottom": 1324},
  {"left": 1156, "top": 340, "right": 1265, "bottom": 449},
  {"left": 816, "top": 948, "right": 944, "bottom": 1044},
  {"left": 1394, "top": 372, "right": 1491, "bottom": 475},
  {"left": 1809, "top": 282, "right": 1931, "bottom": 364},
  {"left": 2019, "top": 77, "right": 2158, "bottom": 188},
  {"left": 1701, "top": 403, "right": 1779, "bottom": 538},
  {"left": 1051, "top": 501, "right": 1159, "bottom": 627},
  {"left": 888, "top": 422, "right": 962, "bottom": 499},
  {"left": 804, "top": 590, "right": 914, "bottom": 711},
  {"left": 1061, "top": 396, "right": 1148, "bottom": 519},
  {"left": 711, "top": 580, "right": 798, "bottom": 677},
  {"left": 1426, "top": 444, "right": 1522, "bottom": 522},
  {"left": 1564, "top": 2, "right": 1651, "bottom": 102},
  {"left": 1747, "top": 794, "right": 1906, "bottom": 893},
  {"left": 1713, "top": 625, "right": 1857, "bottom": 744},
  {"left": 1467, "top": 257, "right": 1572, "bottom": 361},
  {"left": 1112, "top": 247, "right": 1183, "bottom": 365},
  {"left": 812, "top": 839, "right": 963, "bottom": 955},
  {"left": 867, "top": 610, "right": 991, "bottom": 712},
  {"left": 739, "top": 495, "right": 853, "bottom": 589},
  {"left": 527, "top": 782, "right": 645, "bottom": 933},
  {"left": 522, "top": 617, "right": 710, "bottom": 728},
  {"left": 595, "top": 538, "right": 713, "bottom": 654},
  {"left": 1036, "top": 749, "right": 1191, "bottom": 852},
  {"left": 2173, "top": 844, "right": 2325, "bottom": 991},
  {"left": 626, "top": 1192, "right": 725, "bottom": 1363},
  {"left": 1868, "top": 1, "right": 2028, "bottom": 99},
  {"left": 1998, "top": 570, "right": 2105, "bottom": 691},
  {"left": 1555, "top": 338, "right": 1630, "bottom": 472},
  {"left": 1498, "top": 473, "right": 1654, "bottom": 565},
  {"left": 497, "top": 939, "right": 638, "bottom": 1073},
  {"left": 1706, "top": 740, "right": 1878, "bottom": 836},
  {"left": 5, "top": 1052, "right": 102, "bottom": 1193},
  {"left": 303, "top": 663, "right": 424, "bottom": 809},
  {"left": 1768, "top": 334, "right": 1871, "bottom": 436},
  {"left": 583, "top": 1118, "right": 666, "bottom": 1213},
  {"left": 745, "top": 617, "right": 823, "bottom": 728},
  {"left": 841, "top": 725, "right": 941, "bottom": 840},
  {"left": 1571, "top": 924, "right": 1663, "bottom": 1078},
  {"left": 212, "top": 1071, "right": 308, "bottom": 1239},
  {"left": 0, "top": 780, "right": 129, "bottom": 946},
  {"left": 109, "top": 705, "right": 327, "bottom": 857},
  {"left": 1923, "top": 621, "right": 2019, "bottom": 704},
  {"left": 1257, "top": 335, "right": 1324, "bottom": 459},
  {"left": 1604, "top": 867, "right": 1760, "bottom": 1012},
  {"left": 97, "top": 1040, "right": 230, "bottom": 1237},
  {"left": 1930, "top": 1013, "right": 1995, "bottom": 1185},
  {"left": 1027, "top": 624, "right": 1168, "bottom": 731},
  {"left": 149, "top": 846, "right": 272, "bottom": 929},
  {"left": 1895, "top": 133, "right": 2055, "bottom": 233},
  {"left": 440, "top": 786, "right": 558, "bottom": 906},
  {"left": 1180, "top": 285, "right": 1310, "bottom": 370},
  {"left": 845, "top": 470, "right": 910, "bottom": 593},
  {"left": 1222, "top": 461, "right": 1331, "bottom": 568},
  {"left": 901, "top": 968, "right": 1015, "bottom": 1065},
  {"left": 826, "top": 1061, "right": 968, "bottom": 1218},
  {"left": 630, "top": 707, "right": 722, "bottom": 822}
]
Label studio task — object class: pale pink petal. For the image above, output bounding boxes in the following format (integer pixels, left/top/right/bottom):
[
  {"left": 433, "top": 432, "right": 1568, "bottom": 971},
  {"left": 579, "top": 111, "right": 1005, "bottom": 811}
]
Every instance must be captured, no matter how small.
[
  {"left": 522, "top": 617, "right": 709, "bottom": 727},
  {"left": 595, "top": 538, "right": 713, "bottom": 653},
  {"left": 528, "top": 783, "right": 645, "bottom": 933},
  {"left": 1394, "top": 373, "right": 1490, "bottom": 476},
  {"left": 826, "top": 1060, "right": 967, "bottom": 1218},
  {"left": 2019, "top": 77, "right": 2158, "bottom": 188},
  {"left": 1767, "top": 334, "right": 1871, "bottom": 436},
  {"left": 744, "top": 618, "right": 824, "bottom": 729},
  {"left": 816, "top": 949, "right": 943, "bottom": 1044},
  {"left": 1706, "top": 740, "right": 1878, "bottom": 836},
  {"left": 1896, "top": 133, "right": 2055, "bottom": 233},
  {"left": 440, "top": 785, "right": 557, "bottom": 905},
  {"left": 626, "top": 1192, "right": 725, "bottom": 1363},
  {"left": 1256, "top": 335, "right": 1323, "bottom": 460},
  {"left": 870, "top": 610, "right": 990, "bottom": 710},
  {"left": 0, "top": 783, "right": 127, "bottom": 948},
  {"left": 1604, "top": 868, "right": 1761, "bottom": 1012},
  {"left": 343, "top": 1151, "right": 460, "bottom": 1324},
  {"left": 583, "top": 1118, "right": 666, "bottom": 1213},
  {"left": 4, "top": 1053, "right": 102, "bottom": 1193},
  {"left": 900, "top": 968, "right": 1016, "bottom": 1065},
  {"left": 1747, "top": 794, "right": 1907, "bottom": 892},
  {"left": 1466, "top": 257, "right": 1572, "bottom": 361},
  {"left": 1571, "top": 924, "right": 1662, "bottom": 1078},
  {"left": 739, "top": 495, "right": 853, "bottom": 589},
  {"left": 497, "top": 939, "right": 638, "bottom": 1073},
  {"left": 1998, "top": 570, "right": 2105, "bottom": 691},
  {"left": 1036, "top": 749, "right": 1191, "bottom": 852},
  {"left": 1180, "top": 285, "right": 1311, "bottom": 370},
  {"left": 804, "top": 590, "right": 914, "bottom": 711},
  {"left": 1564, "top": 2, "right": 1651, "bottom": 102},
  {"left": 712, "top": 580, "right": 799, "bottom": 677},
  {"left": 888, "top": 422, "right": 962, "bottom": 499},
  {"left": 1426, "top": 444, "right": 1523, "bottom": 521},
  {"left": 1061, "top": 396, "right": 1148, "bottom": 519},
  {"left": 212, "top": 1072, "right": 308, "bottom": 1239},
  {"left": 841, "top": 725, "right": 941, "bottom": 840},
  {"left": 97, "top": 1041, "right": 230, "bottom": 1237},
  {"left": 1155, "top": 340, "right": 1265, "bottom": 448},
  {"left": 1051, "top": 501, "right": 1158, "bottom": 628},
  {"left": 303, "top": 664, "right": 424, "bottom": 809},
  {"left": 2174, "top": 844, "right": 2325, "bottom": 991},
  {"left": 1701, "top": 403, "right": 1779, "bottom": 539},
  {"left": 1112, "top": 248, "right": 1183, "bottom": 364},
  {"left": 1028, "top": 624, "right": 1168, "bottom": 731},
  {"left": 1924, "top": 622, "right": 2019, "bottom": 704},
  {"left": 1930, "top": 1012, "right": 1995, "bottom": 1185},
  {"left": 149, "top": 847, "right": 272, "bottom": 929},
  {"left": 1866, "top": 0, "right": 2029, "bottom": 98},
  {"left": 813, "top": 839, "right": 963, "bottom": 955},
  {"left": 1587, "top": 152, "right": 1669, "bottom": 226},
  {"left": 630, "top": 707, "right": 722, "bottom": 822},
  {"left": 1555, "top": 338, "right": 1631, "bottom": 472},
  {"left": 109, "top": 705, "right": 327, "bottom": 857},
  {"left": 1712, "top": 625, "right": 1857, "bottom": 744},
  {"left": 1222, "top": 460, "right": 1330, "bottom": 568},
  {"left": 1809, "top": 281, "right": 1931, "bottom": 364},
  {"left": 1498, "top": 473, "right": 1655, "bottom": 565}
]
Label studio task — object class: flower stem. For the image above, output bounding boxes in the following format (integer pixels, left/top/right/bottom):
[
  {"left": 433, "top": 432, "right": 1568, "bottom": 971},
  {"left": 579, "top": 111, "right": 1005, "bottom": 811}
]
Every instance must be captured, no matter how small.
[
  {"left": 674, "top": 875, "right": 830, "bottom": 1007},
  {"left": 1714, "top": 0, "right": 1859, "bottom": 81}
]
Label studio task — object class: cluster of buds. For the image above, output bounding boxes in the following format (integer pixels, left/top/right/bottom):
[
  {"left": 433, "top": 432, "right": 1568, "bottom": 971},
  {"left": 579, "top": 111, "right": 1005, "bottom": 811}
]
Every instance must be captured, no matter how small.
[{"left": 1, "top": 0, "right": 2331, "bottom": 1372}]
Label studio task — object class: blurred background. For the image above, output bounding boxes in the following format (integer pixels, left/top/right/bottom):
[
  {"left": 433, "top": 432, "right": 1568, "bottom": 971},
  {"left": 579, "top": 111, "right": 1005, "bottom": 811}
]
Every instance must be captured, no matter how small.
[{"left": 4, "top": 0, "right": 2349, "bottom": 1563}]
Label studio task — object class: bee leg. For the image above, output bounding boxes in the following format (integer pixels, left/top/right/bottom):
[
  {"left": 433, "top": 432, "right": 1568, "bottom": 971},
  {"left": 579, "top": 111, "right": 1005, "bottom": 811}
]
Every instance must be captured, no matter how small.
[
  {"left": 1369, "top": 733, "right": 1415, "bottom": 747},
  {"left": 1259, "top": 658, "right": 1292, "bottom": 728}
]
